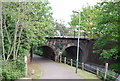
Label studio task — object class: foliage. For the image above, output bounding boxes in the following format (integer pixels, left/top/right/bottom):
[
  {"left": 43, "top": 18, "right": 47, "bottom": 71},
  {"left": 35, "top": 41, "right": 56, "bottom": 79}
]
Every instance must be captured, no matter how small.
[
  {"left": 34, "top": 47, "right": 43, "bottom": 56},
  {"left": 25, "top": 62, "right": 42, "bottom": 79},
  {"left": 66, "top": 64, "right": 100, "bottom": 80},
  {"left": 109, "top": 63, "right": 120, "bottom": 73},
  {"left": 2, "top": 60, "right": 25, "bottom": 81},
  {"left": 93, "top": 2, "right": 120, "bottom": 61},
  {"left": 62, "top": 51, "right": 67, "bottom": 57},
  {"left": 100, "top": 71, "right": 117, "bottom": 81},
  {"left": 100, "top": 48, "right": 118, "bottom": 61},
  {"left": 2, "top": 1, "right": 53, "bottom": 60},
  {"left": 53, "top": 20, "right": 69, "bottom": 36},
  {"left": 1, "top": 1, "right": 54, "bottom": 80},
  {"left": 69, "top": 1, "right": 120, "bottom": 61}
]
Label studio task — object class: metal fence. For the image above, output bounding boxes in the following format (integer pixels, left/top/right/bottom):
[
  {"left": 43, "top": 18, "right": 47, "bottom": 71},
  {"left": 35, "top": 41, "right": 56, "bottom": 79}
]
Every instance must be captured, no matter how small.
[{"left": 60, "top": 57, "right": 119, "bottom": 81}]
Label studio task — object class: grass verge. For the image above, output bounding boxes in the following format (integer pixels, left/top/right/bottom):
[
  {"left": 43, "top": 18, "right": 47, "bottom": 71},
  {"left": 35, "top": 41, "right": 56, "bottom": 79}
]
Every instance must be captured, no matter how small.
[
  {"left": 25, "top": 62, "right": 42, "bottom": 79},
  {"left": 64, "top": 64, "right": 102, "bottom": 80}
]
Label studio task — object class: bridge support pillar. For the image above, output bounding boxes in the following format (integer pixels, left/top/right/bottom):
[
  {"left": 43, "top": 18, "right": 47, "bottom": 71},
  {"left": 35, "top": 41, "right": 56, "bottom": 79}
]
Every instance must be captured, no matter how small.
[
  {"left": 55, "top": 54, "right": 61, "bottom": 62},
  {"left": 55, "top": 54, "right": 59, "bottom": 62},
  {"left": 60, "top": 55, "right": 62, "bottom": 63}
]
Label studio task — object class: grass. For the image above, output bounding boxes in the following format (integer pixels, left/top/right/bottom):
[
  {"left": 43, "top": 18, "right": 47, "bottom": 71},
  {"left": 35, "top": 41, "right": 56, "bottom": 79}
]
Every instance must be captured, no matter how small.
[
  {"left": 25, "top": 62, "right": 42, "bottom": 79},
  {"left": 64, "top": 64, "right": 102, "bottom": 80}
]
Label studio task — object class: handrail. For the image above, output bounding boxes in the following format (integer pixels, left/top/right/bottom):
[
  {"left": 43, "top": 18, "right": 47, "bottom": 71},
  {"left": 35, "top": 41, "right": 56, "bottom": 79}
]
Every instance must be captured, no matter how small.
[{"left": 60, "top": 57, "right": 119, "bottom": 81}]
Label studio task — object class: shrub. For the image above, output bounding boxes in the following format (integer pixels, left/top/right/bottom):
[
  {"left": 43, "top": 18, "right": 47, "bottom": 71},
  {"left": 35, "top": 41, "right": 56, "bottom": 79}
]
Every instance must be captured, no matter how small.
[
  {"left": 2, "top": 60, "right": 25, "bottom": 81},
  {"left": 109, "top": 63, "right": 120, "bottom": 73},
  {"left": 34, "top": 48, "right": 43, "bottom": 56},
  {"left": 100, "top": 71, "right": 117, "bottom": 81},
  {"left": 62, "top": 51, "right": 67, "bottom": 57}
]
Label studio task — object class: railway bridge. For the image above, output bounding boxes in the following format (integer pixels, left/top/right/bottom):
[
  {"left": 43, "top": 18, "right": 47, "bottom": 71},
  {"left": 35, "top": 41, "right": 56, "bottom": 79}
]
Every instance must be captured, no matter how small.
[{"left": 36, "top": 36, "right": 95, "bottom": 63}]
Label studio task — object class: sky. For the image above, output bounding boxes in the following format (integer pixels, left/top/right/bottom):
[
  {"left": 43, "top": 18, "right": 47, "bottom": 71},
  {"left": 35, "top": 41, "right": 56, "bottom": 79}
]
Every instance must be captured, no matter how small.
[{"left": 48, "top": 0, "right": 102, "bottom": 25}]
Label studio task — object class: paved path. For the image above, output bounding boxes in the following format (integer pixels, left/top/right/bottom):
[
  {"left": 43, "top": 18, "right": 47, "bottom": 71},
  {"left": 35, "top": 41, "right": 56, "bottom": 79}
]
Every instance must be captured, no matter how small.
[
  {"left": 116, "top": 75, "right": 120, "bottom": 81},
  {"left": 33, "top": 54, "right": 83, "bottom": 79}
]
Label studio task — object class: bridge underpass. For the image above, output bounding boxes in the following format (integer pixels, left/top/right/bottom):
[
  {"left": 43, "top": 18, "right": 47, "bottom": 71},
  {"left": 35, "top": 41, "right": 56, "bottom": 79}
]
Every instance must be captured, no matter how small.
[
  {"left": 62, "top": 46, "right": 83, "bottom": 62},
  {"left": 38, "top": 46, "right": 83, "bottom": 62},
  {"left": 30, "top": 36, "right": 106, "bottom": 65},
  {"left": 40, "top": 46, "right": 55, "bottom": 61},
  {"left": 30, "top": 36, "right": 100, "bottom": 64}
]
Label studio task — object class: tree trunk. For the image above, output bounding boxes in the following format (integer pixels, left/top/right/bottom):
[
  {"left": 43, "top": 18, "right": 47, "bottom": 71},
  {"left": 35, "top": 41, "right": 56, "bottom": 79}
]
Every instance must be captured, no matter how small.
[
  {"left": 13, "top": 21, "right": 19, "bottom": 60},
  {"left": 0, "top": 2, "right": 5, "bottom": 60},
  {"left": 3, "top": 14, "right": 12, "bottom": 58},
  {"left": 15, "top": 27, "right": 23, "bottom": 59}
]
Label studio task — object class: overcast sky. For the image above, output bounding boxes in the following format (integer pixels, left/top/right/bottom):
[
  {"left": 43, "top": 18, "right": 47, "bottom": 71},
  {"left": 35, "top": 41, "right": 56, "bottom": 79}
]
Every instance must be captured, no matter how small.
[{"left": 48, "top": 0, "right": 102, "bottom": 25}]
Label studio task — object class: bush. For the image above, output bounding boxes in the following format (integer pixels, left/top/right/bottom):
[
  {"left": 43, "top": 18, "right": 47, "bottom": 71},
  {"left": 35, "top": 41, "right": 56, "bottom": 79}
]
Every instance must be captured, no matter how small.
[
  {"left": 100, "top": 71, "right": 117, "bottom": 81},
  {"left": 33, "top": 46, "right": 43, "bottom": 56},
  {"left": 62, "top": 51, "right": 67, "bottom": 57},
  {"left": 109, "top": 63, "right": 120, "bottom": 73},
  {"left": 2, "top": 60, "right": 25, "bottom": 81},
  {"left": 34, "top": 48, "right": 43, "bottom": 56}
]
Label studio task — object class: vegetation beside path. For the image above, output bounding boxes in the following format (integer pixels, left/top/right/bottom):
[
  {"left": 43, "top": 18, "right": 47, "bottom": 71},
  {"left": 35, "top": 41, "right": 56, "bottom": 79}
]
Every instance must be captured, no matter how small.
[
  {"left": 25, "top": 62, "right": 42, "bottom": 79},
  {"left": 65, "top": 64, "right": 101, "bottom": 80}
]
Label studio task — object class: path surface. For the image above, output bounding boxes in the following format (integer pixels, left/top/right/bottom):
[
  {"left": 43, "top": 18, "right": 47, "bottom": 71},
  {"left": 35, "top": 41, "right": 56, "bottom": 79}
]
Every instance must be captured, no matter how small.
[{"left": 33, "top": 54, "right": 83, "bottom": 79}]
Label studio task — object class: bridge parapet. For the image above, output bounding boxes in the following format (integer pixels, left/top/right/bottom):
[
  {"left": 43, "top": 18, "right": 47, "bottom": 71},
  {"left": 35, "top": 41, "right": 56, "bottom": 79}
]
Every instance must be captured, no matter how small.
[{"left": 46, "top": 36, "right": 95, "bottom": 40}]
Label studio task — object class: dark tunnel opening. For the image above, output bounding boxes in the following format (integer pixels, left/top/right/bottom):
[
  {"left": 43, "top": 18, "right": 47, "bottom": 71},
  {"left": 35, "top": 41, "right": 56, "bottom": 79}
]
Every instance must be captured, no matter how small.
[
  {"left": 62, "top": 46, "right": 83, "bottom": 62},
  {"left": 40, "top": 46, "right": 55, "bottom": 61}
]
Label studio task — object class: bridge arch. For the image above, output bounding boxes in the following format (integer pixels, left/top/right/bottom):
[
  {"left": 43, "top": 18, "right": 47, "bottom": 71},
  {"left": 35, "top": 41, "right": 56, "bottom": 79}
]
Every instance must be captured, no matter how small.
[
  {"left": 61, "top": 46, "right": 83, "bottom": 62},
  {"left": 39, "top": 46, "right": 55, "bottom": 60},
  {"left": 61, "top": 43, "right": 77, "bottom": 53}
]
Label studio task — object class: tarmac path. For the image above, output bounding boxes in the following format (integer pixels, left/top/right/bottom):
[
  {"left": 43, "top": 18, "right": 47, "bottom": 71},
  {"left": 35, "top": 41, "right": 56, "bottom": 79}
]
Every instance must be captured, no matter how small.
[{"left": 33, "top": 54, "right": 83, "bottom": 79}]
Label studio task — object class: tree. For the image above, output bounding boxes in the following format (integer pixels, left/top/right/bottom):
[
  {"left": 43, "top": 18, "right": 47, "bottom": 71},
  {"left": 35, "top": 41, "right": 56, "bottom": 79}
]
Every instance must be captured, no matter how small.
[
  {"left": 1, "top": 1, "right": 54, "bottom": 80},
  {"left": 2, "top": 2, "right": 53, "bottom": 60},
  {"left": 69, "top": 1, "right": 120, "bottom": 61},
  {"left": 93, "top": 2, "right": 120, "bottom": 62},
  {"left": 53, "top": 20, "right": 69, "bottom": 36},
  {"left": 69, "top": 7, "right": 96, "bottom": 38}
]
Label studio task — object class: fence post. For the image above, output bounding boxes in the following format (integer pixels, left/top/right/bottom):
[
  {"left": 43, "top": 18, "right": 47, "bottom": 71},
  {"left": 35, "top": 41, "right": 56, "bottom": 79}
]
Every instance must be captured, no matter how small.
[
  {"left": 24, "top": 56, "right": 28, "bottom": 76},
  {"left": 55, "top": 55, "right": 57, "bottom": 62},
  {"left": 104, "top": 63, "right": 108, "bottom": 81},
  {"left": 96, "top": 68, "right": 99, "bottom": 76},
  {"left": 60, "top": 55, "right": 62, "bottom": 63},
  {"left": 64, "top": 57, "right": 66, "bottom": 64},
  {"left": 82, "top": 62, "right": 84, "bottom": 70},
  {"left": 71, "top": 59, "right": 73, "bottom": 66}
]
